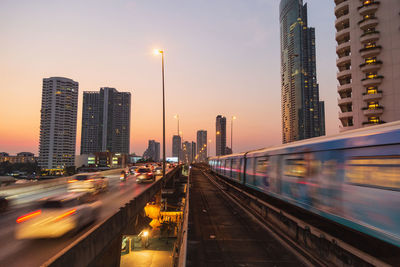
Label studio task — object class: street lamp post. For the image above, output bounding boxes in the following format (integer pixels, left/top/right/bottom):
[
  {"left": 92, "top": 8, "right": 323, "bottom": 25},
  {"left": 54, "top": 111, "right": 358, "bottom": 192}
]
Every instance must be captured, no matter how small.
[
  {"left": 174, "top": 114, "right": 179, "bottom": 136},
  {"left": 231, "top": 116, "right": 236, "bottom": 154},
  {"left": 154, "top": 49, "right": 166, "bottom": 178}
]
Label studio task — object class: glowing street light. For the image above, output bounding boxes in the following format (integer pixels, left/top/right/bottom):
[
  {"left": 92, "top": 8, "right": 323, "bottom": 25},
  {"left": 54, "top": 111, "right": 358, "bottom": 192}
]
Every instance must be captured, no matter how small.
[{"left": 154, "top": 48, "right": 166, "bottom": 178}]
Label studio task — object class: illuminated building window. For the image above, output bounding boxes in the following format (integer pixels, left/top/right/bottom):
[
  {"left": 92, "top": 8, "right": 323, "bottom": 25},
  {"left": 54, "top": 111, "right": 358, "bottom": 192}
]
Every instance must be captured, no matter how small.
[
  {"left": 365, "top": 43, "right": 376, "bottom": 49},
  {"left": 366, "top": 72, "right": 378, "bottom": 79},
  {"left": 367, "top": 87, "right": 378, "bottom": 94},
  {"left": 365, "top": 57, "right": 377, "bottom": 64},
  {"left": 367, "top": 101, "right": 379, "bottom": 109},
  {"left": 368, "top": 116, "right": 380, "bottom": 123}
]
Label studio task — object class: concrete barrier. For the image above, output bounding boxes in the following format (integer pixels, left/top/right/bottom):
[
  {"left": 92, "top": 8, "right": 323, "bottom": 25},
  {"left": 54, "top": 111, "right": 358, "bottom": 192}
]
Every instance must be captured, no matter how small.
[{"left": 42, "top": 166, "right": 181, "bottom": 267}]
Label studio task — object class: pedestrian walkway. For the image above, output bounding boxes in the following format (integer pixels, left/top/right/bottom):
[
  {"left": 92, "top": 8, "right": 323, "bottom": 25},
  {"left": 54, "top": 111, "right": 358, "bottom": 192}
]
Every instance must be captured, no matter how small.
[{"left": 120, "top": 237, "right": 176, "bottom": 267}]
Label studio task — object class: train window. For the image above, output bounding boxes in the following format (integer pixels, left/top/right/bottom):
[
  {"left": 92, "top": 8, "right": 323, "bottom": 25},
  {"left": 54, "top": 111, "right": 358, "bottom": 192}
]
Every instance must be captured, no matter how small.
[
  {"left": 224, "top": 160, "right": 229, "bottom": 176},
  {"left": 284, "top": 158, "right": 306, "bottom": 178},
  {"left": 240, "top": 158, "right": 245, "bottom": 182},
  {"left": 345, "top": 157, "right": 400, "bottom": 190},
  {"left": 256, "top": 157, "right": 269, "bottom": 174},
  {"left": 245, "top": 157, "right": 256, "bottom": 185},
  {"left": 227, "top": 159, "right": 232, "bottom": 177},
  {"left": 232, "top": 158, "right": 241, "bottom": 181}
]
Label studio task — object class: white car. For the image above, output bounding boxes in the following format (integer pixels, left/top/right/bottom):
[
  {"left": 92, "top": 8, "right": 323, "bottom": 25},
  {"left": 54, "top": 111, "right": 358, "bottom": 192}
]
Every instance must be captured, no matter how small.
[
  {"left": 15, "top": 192, "right": 101, "bottom": 239},
  {"left": 67, "top": 173, "right": 108, "bottom": 193}
]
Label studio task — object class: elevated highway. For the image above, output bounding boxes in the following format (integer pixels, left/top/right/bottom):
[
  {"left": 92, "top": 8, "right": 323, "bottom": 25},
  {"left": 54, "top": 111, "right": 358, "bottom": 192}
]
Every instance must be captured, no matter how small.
[{"left": 0, "top": 166, "right": 181, "bottom": 267}]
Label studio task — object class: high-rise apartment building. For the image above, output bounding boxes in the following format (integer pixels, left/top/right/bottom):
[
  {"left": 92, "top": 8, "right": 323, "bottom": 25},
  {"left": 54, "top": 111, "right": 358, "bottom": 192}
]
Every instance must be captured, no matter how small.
[
  {"left": 216, "top": 115, "right": 226, "bottom": 156},
  {"left": 335, "top": 0, "right": 400, "bottom": 130},
  {"left": 81, "top": 87, "right": 131, "bottom": 154},
  {"left": 143, "top": 140, "right": 160, "bottom": 161},
  {"left": 196, "top": 130, "right": 207, "bottom": 162},
  {"left": 280, "top": 0, "right": 325, "bottom": 143},
  {"left": 182, "top": 141, "right": 192, "bottom": 164},
  {"left": 39, "top": 77, "right": 78, "bottom": 170},
  {"left": 172, "top": 135, "right": 181, "bottom": 158}
]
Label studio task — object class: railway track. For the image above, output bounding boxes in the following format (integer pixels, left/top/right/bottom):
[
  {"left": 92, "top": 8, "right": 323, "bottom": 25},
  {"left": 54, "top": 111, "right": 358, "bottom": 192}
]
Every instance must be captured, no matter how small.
[
  {"left": 186, "top": 167, "right": 308, "bottom": 266},
  {"left": 197, "top": 165, "right": 399, "bottom": 267}
]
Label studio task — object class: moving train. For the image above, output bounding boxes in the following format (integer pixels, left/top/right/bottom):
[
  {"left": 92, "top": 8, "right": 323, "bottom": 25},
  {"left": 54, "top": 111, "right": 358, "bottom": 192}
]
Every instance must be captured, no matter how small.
[{"left": 209, "top": 121, "right": 400, "bottom": 248}]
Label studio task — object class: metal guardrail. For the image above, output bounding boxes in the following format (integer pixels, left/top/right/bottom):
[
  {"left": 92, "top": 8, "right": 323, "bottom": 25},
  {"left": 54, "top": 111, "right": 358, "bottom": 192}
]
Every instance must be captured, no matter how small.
[{"left": 172, "top": 166, "right": 190, "bottom": 267}]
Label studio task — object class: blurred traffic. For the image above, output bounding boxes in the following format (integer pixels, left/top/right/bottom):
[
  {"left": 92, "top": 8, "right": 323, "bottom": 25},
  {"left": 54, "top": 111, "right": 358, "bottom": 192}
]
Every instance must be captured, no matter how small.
[
  {"left": 0, "top": 162, "right": 175, "bottom": 266},
  {"left": 15, "top": 192, "right": 101, "bottom": 239}
]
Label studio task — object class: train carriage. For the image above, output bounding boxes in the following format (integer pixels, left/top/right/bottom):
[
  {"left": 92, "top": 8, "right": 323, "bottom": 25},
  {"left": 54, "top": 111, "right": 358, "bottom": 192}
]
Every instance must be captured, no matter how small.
[{"left": 209, "top": 121, "right": 400, "bottom": 248}]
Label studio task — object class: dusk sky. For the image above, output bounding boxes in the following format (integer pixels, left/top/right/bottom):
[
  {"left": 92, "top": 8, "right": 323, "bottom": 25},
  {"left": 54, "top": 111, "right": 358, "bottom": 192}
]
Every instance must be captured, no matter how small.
[{"left": 0, "top": 0, "right": 337, "bottom": 157}]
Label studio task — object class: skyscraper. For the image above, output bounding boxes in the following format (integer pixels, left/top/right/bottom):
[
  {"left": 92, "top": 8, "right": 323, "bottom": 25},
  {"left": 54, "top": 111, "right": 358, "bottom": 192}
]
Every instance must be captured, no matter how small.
[
  {"left": 280, "top": 0, "right": 325, "bottom": 143},
  {"left": 81, "top": 87, "right": 131, "bottom": 154},
  {"left": 216, "top": 115, "right": 226, "bottom": 156},
  {"left": 335, "top": 0, "right": 400, "bottom": 130},
  {"left": 38, "top": 77, "right": 78, "bottom": 170},
  {"left": 182, "top": 141, "right": 191, "bottom": 164},
  {"left": 143, "top": 140, "right": 160, "bottom": 161},
  {"left": 196, "top": 130, "right": 207, "bottom": 162},
  {"left": 172, "top": 135, "right": 181, "bottom": 158}
]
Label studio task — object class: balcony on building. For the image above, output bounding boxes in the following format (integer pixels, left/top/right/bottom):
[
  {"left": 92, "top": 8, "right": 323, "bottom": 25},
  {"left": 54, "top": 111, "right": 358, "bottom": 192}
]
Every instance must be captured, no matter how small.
[
  {"left": 335, "top": 16, "right": 350, "bottom": 32},
  {"left": 358, "top": 16, "right": 378, "bottom": 30},
  {"left": 337, "top": 69, "right": 352, "bottom": 80},
  {"left": 338, "top": 96, "right": 352, "bottom": 106},
  {"left": 335, "top": 0, "right": 349, "bottom": 18},
  {"left": 336, "top": 28, "right": 350, "bottom": 43},
  {"left": 338, "top": 110, "right": 353, "bottom": 119},
  {"left": 337, "top": 83, "right": 352, "bottom": 94},
  {"left": 360, "top": 31, "right": 380, "bottom": 43},
  {"left": 339, "top": 114, "right": 354, "bottom": 131},
  {"left": 334, "top": 0, "right": 347, "bottom": 5},
  {"left": 360, "top": 60, "right": 382, "bottom": 72},
  {"left": 362, "top": 119, "right": 385, "bottom": 126},
  {"left": 361, "top": 76, "right": 383, "bottom": 87},
  {"left": 336, "top": 41, "right": 351, "bottom": 56},
  {"left": 358, "top": 1, "right": 380, "bottom": 16},
  {"left": 336, "top": 55, "right": 351, "bottom": 68},
  {"left": 360, "top": 45, "right": 382, "bottom": 58},
  {"left": 362, "top": 90, "right": 383, "bottom": 101},
  {"left": 362, "top": 106, "right": 383, "bottom": 116}
]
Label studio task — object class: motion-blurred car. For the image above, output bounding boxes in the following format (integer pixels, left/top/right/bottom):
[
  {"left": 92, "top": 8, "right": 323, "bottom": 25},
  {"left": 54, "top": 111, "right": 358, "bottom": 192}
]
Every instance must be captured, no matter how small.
[
  {"left": 154, "top": 167, "right": 163, "bottom": 176},
  {"left": 68, "top": 173, "right": 108, "bottom": 193},
  {"left": 136, "top": 168, "right": 155, "bottom": 183},
  {"left": 15, "top": 192, "right": 101, "bottom": 239},
  {"left": 130, "top": 166, "right": 139, "bottom": 174},
  {"left": 0, "top": 196, "right": 9, "bottom": 212}
]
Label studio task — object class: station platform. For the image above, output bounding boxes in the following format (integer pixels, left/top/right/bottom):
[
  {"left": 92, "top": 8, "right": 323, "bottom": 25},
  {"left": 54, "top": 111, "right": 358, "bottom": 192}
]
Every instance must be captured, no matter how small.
[{"left": 186, "top": 167, "right": 306, "bottom": 267}]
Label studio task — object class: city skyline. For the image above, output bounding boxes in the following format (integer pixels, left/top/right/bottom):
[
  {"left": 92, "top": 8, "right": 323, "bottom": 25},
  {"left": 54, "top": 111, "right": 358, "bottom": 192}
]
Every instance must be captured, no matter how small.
[{"left": 0, "top": 1, "right": 338, "bottom": 156}]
